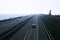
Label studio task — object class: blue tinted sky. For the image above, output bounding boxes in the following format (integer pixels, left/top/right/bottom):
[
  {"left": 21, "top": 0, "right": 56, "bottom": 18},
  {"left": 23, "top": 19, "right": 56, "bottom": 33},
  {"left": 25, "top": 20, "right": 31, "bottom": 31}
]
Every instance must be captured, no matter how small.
[
  {"left": 0, "top": 0, "right": 60, "bottom": 20},
  {"left": 0, "top": 14, "right": 29, "bottom": 20}
]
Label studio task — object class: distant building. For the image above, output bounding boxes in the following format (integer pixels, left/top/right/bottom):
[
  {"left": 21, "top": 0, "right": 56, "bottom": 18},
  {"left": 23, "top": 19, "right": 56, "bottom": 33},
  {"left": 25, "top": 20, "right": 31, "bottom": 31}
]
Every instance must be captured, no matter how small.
[{"left": 49, "top": 10, "right": 51, "bottom": 15}]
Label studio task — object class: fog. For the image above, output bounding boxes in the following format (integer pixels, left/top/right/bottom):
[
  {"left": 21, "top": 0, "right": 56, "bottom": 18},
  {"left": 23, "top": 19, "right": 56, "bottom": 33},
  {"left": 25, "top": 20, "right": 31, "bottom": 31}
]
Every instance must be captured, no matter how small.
[
  {"left": 0, "top": 0, "right": 60, "bottom": 20},
  {"left": 0, "top": 14, "right": 30, "bottom": 20}
]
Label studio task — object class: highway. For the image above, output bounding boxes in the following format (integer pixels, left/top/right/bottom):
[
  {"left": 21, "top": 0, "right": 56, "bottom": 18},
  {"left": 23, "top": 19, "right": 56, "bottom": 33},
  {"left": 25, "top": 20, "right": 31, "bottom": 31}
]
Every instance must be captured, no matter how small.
[{"left": 0, "top": 14, "right": 58, "bottom": 40}]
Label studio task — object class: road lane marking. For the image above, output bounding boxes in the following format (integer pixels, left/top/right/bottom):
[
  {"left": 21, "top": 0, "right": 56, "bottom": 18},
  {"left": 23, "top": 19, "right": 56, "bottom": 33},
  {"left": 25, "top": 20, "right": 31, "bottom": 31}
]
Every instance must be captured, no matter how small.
[
  {"left": 42, "top": 23, "right": 51, "bottom": 40},
  {"left": 42, "top": 22, "right": 54, "bottom": 40},
  {"left": 26, "top": 29, "right": 32, "bottom": 40},
  {"left": 34, "top": 15, "right": 39, "bottom": 40},
  {"left": 24, "top": 29, "right": 32, "bottom": 40},
  {"left": 36, "top": 16, "right": 39, "bottom": 40},
  {"left": 24, "top": 31, "right": 29, "bottom": 40}
]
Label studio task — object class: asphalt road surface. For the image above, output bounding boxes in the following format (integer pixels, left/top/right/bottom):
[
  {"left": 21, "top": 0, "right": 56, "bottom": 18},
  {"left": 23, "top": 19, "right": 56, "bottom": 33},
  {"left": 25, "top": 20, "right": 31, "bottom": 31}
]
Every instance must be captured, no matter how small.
[{"left": 0, "top": 14, "right": 58, "bottom": 40}]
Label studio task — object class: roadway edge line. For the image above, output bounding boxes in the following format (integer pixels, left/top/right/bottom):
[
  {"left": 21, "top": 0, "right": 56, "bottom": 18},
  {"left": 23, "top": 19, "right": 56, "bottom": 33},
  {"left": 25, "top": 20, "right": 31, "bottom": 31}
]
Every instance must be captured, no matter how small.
[{"left": 41, "top": 21, "right": 54, "bottom": 40}]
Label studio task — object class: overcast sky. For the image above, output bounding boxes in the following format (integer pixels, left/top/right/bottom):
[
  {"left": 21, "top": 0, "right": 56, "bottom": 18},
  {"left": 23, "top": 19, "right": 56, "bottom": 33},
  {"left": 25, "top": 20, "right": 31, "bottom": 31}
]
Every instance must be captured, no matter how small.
[{"left": 0, "top": 0, "right": 60, "bottom": 20}]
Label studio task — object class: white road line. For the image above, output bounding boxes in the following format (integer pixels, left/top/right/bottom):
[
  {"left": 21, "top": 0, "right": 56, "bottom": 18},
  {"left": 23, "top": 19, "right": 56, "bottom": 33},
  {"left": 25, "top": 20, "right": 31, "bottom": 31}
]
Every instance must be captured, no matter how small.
[
  {"left": 42, "top": 22, "right": 54, "bottom": 40},
  {"left": 24, "top": 31, "right": 29, "bottom": 40},
  {"left": 26, "top": 29, "right": 32, "bottom": 40},
  {"left": 24, "top": 29, "right": 32, "bottom": 40}
]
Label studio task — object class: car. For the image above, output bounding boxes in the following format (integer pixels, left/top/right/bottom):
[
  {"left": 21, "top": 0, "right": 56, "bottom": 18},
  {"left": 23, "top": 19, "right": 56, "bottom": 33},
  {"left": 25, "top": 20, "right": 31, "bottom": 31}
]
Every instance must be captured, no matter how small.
[{"left": 32, "top": 24, "right": 36, "bottom": 28}]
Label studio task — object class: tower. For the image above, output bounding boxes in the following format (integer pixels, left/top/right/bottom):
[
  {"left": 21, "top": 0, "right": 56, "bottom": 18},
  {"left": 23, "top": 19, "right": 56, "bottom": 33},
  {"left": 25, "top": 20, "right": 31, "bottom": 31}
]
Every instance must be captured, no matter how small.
[{"left": 49, "top": 10, "right": 51, "bottom": 15}]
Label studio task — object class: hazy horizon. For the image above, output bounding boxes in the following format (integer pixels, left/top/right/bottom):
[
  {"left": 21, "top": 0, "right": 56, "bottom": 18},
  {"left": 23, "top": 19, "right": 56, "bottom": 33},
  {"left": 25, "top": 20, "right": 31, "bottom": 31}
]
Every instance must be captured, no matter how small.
[
  {"left": 0, "top": 13, "right": 45, "bottom": 20},
  {"left": 0, "top": 0, "right": 60, "bottom": 20},
  {"left": 0, "top": 14, "right": 29, "bottom": 20}
]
